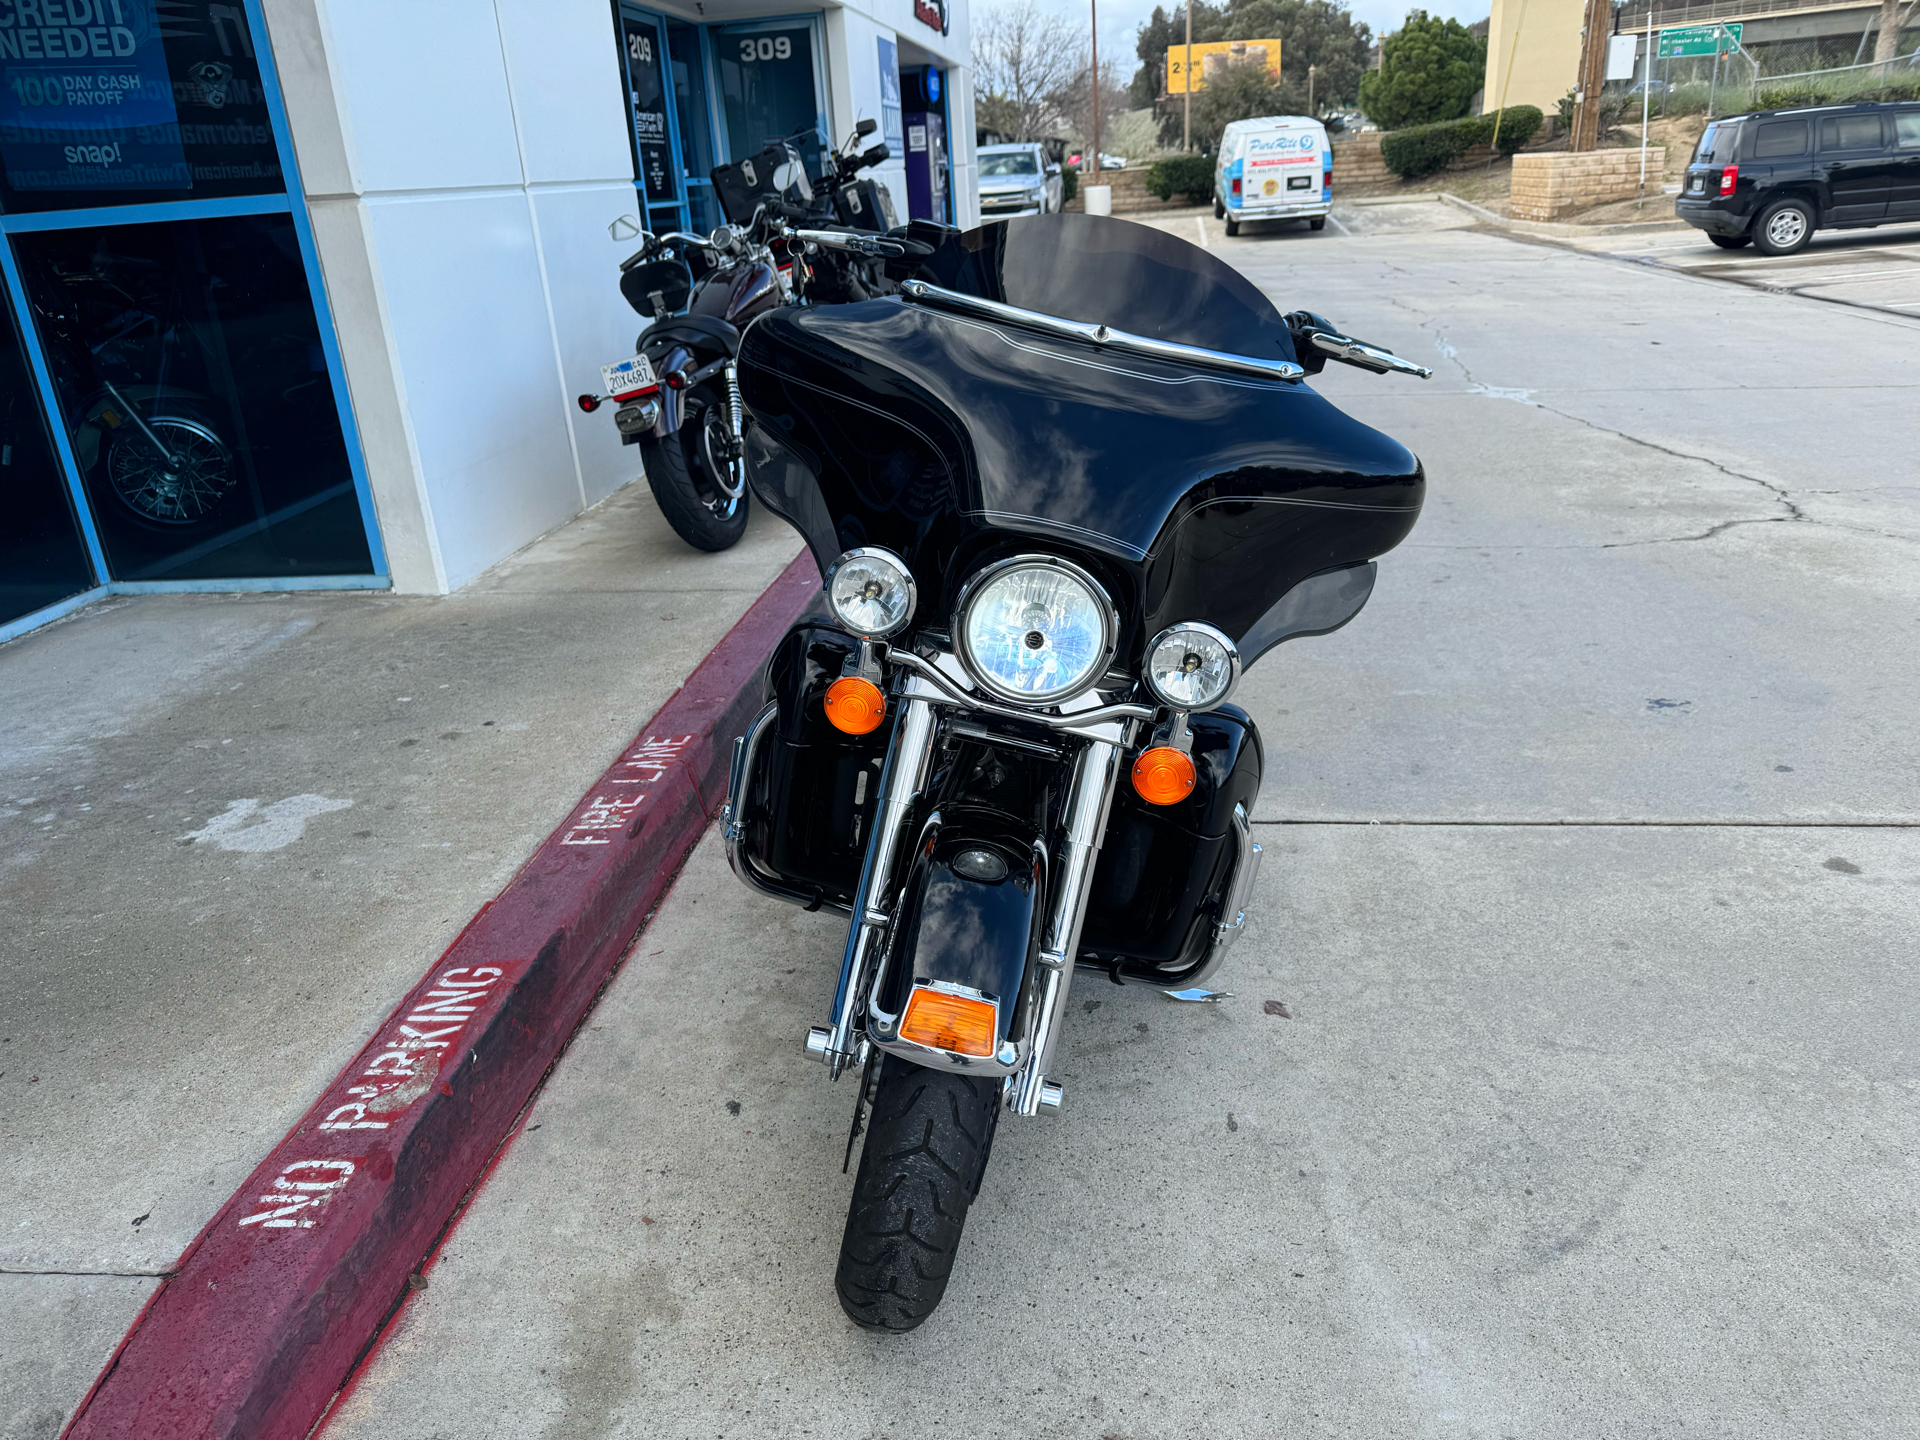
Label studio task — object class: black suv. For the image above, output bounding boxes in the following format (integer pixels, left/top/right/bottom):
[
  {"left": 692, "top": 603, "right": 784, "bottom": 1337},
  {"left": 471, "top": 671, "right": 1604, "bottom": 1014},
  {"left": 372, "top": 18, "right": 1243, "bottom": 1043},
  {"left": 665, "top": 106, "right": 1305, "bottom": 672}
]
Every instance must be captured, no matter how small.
[{"left": 1676, "top": 100, "right": 1918, "bottom": 255}]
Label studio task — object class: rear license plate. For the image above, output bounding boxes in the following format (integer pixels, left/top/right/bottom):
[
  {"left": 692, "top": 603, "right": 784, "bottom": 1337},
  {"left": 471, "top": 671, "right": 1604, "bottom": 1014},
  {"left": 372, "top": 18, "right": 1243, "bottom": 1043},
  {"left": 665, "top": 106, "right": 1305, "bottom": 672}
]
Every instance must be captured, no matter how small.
[
  {"left": 1288, "top": 175, "right": 1313, "bottom": 190},
  {"left": 601, "top": 354, "right": 656, "bottom": 395},
  {"left": 1689, "top": 177, "right": 1704, "bottom": 194}
]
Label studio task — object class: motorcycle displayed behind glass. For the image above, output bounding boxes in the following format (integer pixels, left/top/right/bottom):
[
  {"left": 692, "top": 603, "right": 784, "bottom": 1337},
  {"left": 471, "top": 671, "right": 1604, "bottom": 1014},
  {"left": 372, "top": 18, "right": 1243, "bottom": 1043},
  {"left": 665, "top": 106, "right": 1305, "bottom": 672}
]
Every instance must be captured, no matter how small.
[
  {"left": 578, "top": 214, "right": 788, "bottom": 551},
  {"left": 721, "top": 213, "right": 1432, "bottom": 1331},
  {"left": 31, "top": 250, "right": 236, "bottom": 529}
]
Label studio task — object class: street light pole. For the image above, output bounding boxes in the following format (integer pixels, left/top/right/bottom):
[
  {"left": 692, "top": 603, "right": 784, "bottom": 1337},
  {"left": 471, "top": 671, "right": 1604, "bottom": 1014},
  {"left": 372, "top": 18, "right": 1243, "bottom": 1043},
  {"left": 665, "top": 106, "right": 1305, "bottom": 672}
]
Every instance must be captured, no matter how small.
[
  {"left": 1183, "top": 0, "right": 1192, "bottom": 150},
  {"left": 1091, "top": 0, "right": 1101, "bottom": 176}
]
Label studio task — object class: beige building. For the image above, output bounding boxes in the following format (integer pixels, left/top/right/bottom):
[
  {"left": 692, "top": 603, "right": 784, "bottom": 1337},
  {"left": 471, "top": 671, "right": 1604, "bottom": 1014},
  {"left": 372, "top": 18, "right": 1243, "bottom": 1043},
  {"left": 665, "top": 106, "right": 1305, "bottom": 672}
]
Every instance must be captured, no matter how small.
[{"left": 1484, "top": 0, "right": 1584, "bottom": 113}]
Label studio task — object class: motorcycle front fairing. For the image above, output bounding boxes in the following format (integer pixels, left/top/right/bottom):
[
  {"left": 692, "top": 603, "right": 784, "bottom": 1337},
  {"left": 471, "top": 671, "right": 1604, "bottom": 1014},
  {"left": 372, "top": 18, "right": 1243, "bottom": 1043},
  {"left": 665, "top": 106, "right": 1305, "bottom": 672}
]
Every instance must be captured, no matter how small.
[{"left": 739, "top": 219, "right": 1422, "bottom": 667}]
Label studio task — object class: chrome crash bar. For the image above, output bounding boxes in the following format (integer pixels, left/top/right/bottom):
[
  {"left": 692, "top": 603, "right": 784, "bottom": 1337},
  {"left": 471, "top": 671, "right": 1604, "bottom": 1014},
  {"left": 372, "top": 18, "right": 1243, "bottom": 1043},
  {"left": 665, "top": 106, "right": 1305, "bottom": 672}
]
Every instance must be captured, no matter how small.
[{"left": 899, "top": 280, "right": 1306, "bottom": 384}]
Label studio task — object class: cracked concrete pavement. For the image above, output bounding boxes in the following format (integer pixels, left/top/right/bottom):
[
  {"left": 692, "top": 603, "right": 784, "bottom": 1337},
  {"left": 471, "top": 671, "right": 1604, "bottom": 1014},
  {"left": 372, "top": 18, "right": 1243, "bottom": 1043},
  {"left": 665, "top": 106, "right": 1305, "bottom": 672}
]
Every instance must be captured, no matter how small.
[
  {"left": 318, "top": 215, "right": 1916, "bottom": 1437},
  {"left": 0, "top": 485, "right": 802, "bottom": 1438}
]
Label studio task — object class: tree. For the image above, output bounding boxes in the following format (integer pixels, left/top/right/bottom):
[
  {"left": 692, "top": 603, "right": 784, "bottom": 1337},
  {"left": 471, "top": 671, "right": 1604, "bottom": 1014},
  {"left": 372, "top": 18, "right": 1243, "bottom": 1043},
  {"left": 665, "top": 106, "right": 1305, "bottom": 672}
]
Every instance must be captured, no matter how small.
[
  {"left": 1133, "top": 0, "right": 1371, "bottom": 146},
  {"left": 1190, "top": 60, "right": 1308, "bottom": 150},
  {"left": 973, "top": 0, "right": 1088, "bottom": 141},
  {"left": 1357, "top": 10, "right": 1485, "bottom": 129},
  {"left": 1052, "top": 56, "right": 1132, "bottom": 149}
]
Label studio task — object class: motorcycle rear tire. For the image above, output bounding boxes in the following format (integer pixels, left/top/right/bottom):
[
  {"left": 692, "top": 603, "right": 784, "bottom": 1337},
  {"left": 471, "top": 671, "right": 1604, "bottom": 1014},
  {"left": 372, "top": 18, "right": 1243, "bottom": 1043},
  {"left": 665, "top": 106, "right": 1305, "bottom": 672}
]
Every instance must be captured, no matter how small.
[
  {"left": 835, "top": 1052, "right": 1000, "bottom": 1332},
  {"left": 637, "top": 388, "right": 749, "bottom": 553}
]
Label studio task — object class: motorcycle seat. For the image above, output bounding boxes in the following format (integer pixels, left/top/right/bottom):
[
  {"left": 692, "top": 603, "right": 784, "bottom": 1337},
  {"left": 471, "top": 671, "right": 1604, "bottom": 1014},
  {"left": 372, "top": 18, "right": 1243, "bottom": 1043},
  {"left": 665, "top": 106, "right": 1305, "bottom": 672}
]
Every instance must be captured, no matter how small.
[{"left": 646, "top": 314, "right": 740, "bottom": 358}]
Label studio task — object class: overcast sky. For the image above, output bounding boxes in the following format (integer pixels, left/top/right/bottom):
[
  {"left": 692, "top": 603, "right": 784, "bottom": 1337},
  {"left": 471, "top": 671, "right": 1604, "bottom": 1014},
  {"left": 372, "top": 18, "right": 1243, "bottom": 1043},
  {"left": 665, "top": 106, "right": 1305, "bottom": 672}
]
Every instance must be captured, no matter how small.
[{"left": 1000, "top": 0, "right": 1492, "bottom": 82}]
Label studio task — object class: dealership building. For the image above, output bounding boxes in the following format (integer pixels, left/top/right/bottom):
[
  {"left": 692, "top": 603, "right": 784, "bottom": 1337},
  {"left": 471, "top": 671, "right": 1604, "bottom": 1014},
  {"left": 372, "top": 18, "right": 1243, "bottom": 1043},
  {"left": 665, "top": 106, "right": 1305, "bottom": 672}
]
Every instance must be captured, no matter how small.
[{"left": 1, "top": 0, "right": 977, "bottom": 641}]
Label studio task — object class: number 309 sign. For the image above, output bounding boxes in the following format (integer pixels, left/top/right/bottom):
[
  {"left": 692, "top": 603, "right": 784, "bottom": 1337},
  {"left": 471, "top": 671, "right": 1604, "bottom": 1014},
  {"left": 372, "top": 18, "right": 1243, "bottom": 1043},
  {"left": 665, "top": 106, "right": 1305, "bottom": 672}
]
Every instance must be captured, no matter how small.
[{"left": 739, "top": 36, "right": 793, "bottom": 62}]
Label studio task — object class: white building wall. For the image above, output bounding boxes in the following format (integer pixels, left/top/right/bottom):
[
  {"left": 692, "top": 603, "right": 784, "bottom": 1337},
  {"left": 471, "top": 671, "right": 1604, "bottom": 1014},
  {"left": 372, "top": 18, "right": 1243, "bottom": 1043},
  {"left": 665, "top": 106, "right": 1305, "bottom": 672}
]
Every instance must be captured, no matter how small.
[
  {"left": 264, "top": 0, "right": 646, "bottom": 593},
  {"left": 265, "top": 0, "right": 974, "bottom": 593}
]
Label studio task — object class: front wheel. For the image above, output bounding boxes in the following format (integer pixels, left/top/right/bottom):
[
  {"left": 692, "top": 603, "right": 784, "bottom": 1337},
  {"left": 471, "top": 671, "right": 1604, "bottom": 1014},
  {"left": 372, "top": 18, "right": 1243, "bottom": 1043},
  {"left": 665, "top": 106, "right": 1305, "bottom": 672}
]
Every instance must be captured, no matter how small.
[
  {"left": 1213, "top": 197, "right": 1225, "bottom": 219},
  {"left": 637, "top": 384, "right": 748, "bottom": 552},
  {"left": 1708, "top": 232, "right": 1752, "bottom": 249},
  {"left": 835, "top": 1053, "right": 1000, "bottom": 1332}
]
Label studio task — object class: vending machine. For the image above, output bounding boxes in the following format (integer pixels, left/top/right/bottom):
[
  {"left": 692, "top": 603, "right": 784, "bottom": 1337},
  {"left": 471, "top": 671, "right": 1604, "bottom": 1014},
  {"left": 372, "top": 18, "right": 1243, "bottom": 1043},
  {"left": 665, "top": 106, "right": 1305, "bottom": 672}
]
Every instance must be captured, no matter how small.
[{"left": 900, "top": 66, "right": 948, "bottom": 223}]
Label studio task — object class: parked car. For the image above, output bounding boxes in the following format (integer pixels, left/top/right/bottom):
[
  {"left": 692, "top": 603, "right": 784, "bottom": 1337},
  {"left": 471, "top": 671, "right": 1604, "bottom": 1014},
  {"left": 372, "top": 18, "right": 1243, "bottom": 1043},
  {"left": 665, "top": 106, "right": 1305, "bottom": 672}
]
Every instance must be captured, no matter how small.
[
  {"left": 1676, "top": 100, "right": 1919, "bottom": 255},
  {"left": 978, "top": 142, "right": 1064, "bottom": 217},
  {"left": 1214, "top": 115, "right": 1333, "bottom": 236}
]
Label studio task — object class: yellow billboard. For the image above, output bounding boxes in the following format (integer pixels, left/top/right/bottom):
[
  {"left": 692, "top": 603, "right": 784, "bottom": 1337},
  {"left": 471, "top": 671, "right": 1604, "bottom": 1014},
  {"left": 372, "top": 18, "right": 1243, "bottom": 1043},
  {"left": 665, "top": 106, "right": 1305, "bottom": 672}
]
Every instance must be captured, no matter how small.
[{"left": 1165, "top": 40, "right": 1281, "bottom": 95}]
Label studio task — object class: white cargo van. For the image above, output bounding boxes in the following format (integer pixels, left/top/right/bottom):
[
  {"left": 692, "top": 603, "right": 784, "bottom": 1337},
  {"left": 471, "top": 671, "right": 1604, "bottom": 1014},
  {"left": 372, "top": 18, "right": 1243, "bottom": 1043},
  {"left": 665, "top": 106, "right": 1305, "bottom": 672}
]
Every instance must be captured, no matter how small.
[{"left": 1214, "top": 116, "right": 1332, "bottom": 236}]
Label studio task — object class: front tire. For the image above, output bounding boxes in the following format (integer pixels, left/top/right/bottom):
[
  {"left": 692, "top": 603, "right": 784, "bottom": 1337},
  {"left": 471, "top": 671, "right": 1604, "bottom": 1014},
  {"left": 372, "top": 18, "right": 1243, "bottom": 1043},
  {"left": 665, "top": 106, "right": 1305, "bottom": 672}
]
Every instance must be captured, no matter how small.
[
  {"left": 637, "top": 385, "right": 748, "bottom": 552},
  {"left": 1707, "top": 231, "right": 1752, "bottom": 249},
  {"left": 1213, "top": 196, "right": 1225, "bottom": 219},
  {"left": 835, "top": 1053, "right": 1000, "bottom": 1332},
  {"left": 1752, "top": 198, "right": 1814, "bottom": 256}
]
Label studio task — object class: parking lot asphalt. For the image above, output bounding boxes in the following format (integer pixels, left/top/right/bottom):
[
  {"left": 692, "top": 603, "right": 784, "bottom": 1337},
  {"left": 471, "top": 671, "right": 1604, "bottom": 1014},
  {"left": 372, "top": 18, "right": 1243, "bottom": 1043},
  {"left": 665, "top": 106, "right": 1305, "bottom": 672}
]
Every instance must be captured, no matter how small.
[
  {"left": 0, "top": 486, "right": 802, "bottom": 1438},
  {"left": 320, "top": 218, "right": 1918, "bottom": 1436}
]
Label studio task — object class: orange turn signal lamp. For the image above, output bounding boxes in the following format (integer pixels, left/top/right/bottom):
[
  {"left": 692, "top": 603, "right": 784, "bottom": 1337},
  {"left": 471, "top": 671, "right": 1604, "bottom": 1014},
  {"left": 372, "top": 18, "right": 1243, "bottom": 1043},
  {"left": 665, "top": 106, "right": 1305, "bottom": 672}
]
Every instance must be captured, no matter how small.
[
  {"left": 898, "top": 985, "right": 999, "bottom": 1058},
  {"left": 824, "top": 676, "right": 886, "bottom": 735},
  {"left": 1132, "top": 746, "right": 1196, "bottom": 805}
]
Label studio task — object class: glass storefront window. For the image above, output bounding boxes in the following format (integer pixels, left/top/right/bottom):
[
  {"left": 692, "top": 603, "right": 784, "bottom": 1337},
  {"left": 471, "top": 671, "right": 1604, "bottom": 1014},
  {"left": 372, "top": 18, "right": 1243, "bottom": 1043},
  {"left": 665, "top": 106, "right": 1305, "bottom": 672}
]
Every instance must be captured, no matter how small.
[
  {"left": 0, "top": 0, "right": 284, "bottom": 214},
  {"left": 716, "top": 23, "right": 822, "bottom": 160},
  {"left": 13, "top": 212, "right": 372, "bottom": 581},
  {"left": 0, "top": 276, "right": 93, "bottom": 626}
]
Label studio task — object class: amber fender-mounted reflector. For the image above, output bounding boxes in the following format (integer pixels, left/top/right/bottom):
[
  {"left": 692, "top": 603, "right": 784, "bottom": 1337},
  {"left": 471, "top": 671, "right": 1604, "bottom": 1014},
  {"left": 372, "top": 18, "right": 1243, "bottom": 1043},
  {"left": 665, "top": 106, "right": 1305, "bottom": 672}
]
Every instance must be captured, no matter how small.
[
  {"left": 899, "top": 987, "right": 998, "bottom": 1058},
  {"left": 823, "top": 676, "right": 886, "bottom": 735},
  {"left": 1132, "top": 746, "right": 1196, "bottom": 805}
]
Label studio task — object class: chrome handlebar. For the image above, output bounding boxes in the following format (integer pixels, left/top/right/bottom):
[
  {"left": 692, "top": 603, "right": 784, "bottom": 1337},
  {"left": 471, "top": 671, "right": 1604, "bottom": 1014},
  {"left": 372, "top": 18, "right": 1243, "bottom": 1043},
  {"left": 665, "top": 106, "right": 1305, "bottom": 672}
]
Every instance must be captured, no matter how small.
[{"left": 1304, "top": 329, "right": 1433, "bottom": 378}]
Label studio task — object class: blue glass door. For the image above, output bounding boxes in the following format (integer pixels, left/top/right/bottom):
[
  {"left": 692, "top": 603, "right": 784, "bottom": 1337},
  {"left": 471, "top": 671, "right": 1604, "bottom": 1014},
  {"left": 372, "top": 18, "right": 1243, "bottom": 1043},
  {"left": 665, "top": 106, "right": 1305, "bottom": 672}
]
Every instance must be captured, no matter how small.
[{"left": 617, "top": 8, "right": 689, "bottom": 235}]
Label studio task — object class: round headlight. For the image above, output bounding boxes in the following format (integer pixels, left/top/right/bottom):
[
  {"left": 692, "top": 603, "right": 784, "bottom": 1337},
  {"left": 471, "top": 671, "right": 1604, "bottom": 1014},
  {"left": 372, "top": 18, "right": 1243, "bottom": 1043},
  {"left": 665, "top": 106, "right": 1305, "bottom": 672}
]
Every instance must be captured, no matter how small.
[
  {"left": 1144, "top": 622, "right": 1240, "bottom": 710},
  {"left": 826, "top": 548, "right": 916, "bottom": 639},
  {"left": 957, "top": 557, "right": 1115, "bottom": 705}
]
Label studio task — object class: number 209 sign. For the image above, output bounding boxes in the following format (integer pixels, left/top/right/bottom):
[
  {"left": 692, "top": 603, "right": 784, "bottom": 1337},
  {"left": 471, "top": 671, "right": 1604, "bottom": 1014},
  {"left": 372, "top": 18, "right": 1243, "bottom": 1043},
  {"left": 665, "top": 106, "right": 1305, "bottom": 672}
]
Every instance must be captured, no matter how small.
[{"left": 739, "top": 35, "right": 793, "bottom": 62}]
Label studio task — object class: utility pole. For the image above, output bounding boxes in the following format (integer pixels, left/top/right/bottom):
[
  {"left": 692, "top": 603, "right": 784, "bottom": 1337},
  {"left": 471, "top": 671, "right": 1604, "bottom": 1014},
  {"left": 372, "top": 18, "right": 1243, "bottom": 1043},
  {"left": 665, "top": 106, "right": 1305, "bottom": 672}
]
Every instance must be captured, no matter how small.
[
  {"left": 1090, "top": 0, "right": 1102, "bottom": 175},
  {"left": 1569, "top": 0, "right": 1610, "bottom": 151},
  {"left": 1308, "top": 63, "right": 1317, "bottom": 115},
  {"left": 1182, "top": 0, "right": 1192, "bottom": 150}
]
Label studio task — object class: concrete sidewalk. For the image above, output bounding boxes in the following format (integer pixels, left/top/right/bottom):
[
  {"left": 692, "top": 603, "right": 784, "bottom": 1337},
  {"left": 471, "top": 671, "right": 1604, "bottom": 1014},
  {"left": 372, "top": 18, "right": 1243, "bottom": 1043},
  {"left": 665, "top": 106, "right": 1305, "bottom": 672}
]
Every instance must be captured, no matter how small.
[
  {"left": 322, "top": 218, "right": 1917, "bottom": 1437},
  {"left": 0, "top": 480, "right": 800, "bottom": 1437}
]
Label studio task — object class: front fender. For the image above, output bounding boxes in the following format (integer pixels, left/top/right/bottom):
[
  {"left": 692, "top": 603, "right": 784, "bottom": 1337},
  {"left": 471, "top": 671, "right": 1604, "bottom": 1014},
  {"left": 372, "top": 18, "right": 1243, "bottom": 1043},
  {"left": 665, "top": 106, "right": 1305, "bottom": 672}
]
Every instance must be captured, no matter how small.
[{"left": 870, "top": 810, "right": 1046, "bottom": 1072}]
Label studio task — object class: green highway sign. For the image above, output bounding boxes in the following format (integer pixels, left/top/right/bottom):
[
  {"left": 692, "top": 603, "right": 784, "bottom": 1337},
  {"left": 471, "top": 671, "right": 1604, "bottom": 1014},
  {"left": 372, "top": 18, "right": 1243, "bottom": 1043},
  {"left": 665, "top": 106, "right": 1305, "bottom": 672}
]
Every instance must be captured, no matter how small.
[{"left": 1658, "top": 23, "right": 1742, "bottom": 56}]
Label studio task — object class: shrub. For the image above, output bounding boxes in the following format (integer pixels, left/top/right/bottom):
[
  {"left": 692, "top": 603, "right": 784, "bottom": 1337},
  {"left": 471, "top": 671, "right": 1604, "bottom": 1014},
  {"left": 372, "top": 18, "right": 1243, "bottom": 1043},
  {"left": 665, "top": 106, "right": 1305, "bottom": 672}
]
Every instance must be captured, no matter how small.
[
  {"left": 1377, "top": 106, "right": 1545, "bottom": 179},
  {"left": 1485, "top": 104, "right": 1543, "bottom": 152},
  {"left": 1145, "top": 152, "right": 1215, "bottom": 203},
  {"left": 1358, "top": 10, "right": 1486, "bottom": 129},
  {"left": 1062, "top": 166, "right": 1079, "bottom": 205}
]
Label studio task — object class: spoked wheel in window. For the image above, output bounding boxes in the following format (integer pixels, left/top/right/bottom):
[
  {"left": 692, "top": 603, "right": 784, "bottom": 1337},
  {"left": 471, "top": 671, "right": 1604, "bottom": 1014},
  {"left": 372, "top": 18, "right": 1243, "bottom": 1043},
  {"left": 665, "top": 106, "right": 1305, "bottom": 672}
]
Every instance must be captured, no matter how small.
[
  {"left": 105, "top": 406, "right": 238, "bottom": 528},
  {"left": 637, "top": 384, "right": 750, "bottom": 552}
]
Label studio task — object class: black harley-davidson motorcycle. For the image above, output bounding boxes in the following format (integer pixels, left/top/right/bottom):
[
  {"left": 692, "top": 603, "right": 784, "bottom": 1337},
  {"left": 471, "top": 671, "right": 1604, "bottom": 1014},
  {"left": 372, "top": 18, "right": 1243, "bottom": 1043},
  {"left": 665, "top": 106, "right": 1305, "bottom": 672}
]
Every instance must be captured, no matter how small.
[{"left": 720, "top": 213, "right": 1431, "bottom": 1330}]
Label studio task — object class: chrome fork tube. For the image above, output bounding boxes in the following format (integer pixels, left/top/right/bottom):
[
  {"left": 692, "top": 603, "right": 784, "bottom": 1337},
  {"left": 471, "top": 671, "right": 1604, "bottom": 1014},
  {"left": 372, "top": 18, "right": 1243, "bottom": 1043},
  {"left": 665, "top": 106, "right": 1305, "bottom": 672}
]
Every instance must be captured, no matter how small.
[
  {"left": 817, "top": 696, "right": 937, "bottom": 1078},
  {"left": 1009, "top": 736, "right": 1122, "bottom": 1115}
]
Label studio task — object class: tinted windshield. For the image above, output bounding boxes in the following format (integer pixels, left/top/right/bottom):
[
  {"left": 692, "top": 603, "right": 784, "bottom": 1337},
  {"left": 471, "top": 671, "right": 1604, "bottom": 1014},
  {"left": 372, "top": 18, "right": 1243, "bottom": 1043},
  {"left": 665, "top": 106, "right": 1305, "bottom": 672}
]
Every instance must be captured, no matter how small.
[
  {"left": 981, "top": 153, "right": 1041, "bottom": 176},
  {"left": 1695, "top": 122, "right": 1740, "bottom": 164},
  {"left": 918, "top": 211, "right": 1297, "bottom": 361}
]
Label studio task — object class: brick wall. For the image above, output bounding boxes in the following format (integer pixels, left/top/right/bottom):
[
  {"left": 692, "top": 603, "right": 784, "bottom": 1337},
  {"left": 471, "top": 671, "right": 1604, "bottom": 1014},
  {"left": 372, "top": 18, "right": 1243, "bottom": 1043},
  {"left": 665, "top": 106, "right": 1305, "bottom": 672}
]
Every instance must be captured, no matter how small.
[
  {"left": 1510, "top": 148, "right": 1666, "bottom": 220},
  {"left": 1329, "top": 132, "right": 1499, "bottom": 195},
  {"left": 1064, "top": 167, "right": 1197, "bottom": 215}
]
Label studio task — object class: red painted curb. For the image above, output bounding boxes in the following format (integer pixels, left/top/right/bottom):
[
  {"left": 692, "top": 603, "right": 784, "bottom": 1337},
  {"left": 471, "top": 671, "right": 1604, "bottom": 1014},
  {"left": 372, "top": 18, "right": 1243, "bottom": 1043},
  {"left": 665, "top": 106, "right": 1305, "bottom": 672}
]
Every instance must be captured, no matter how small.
[{"left": 65, "top": 552, "right": 821, "bottom": 1441}]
